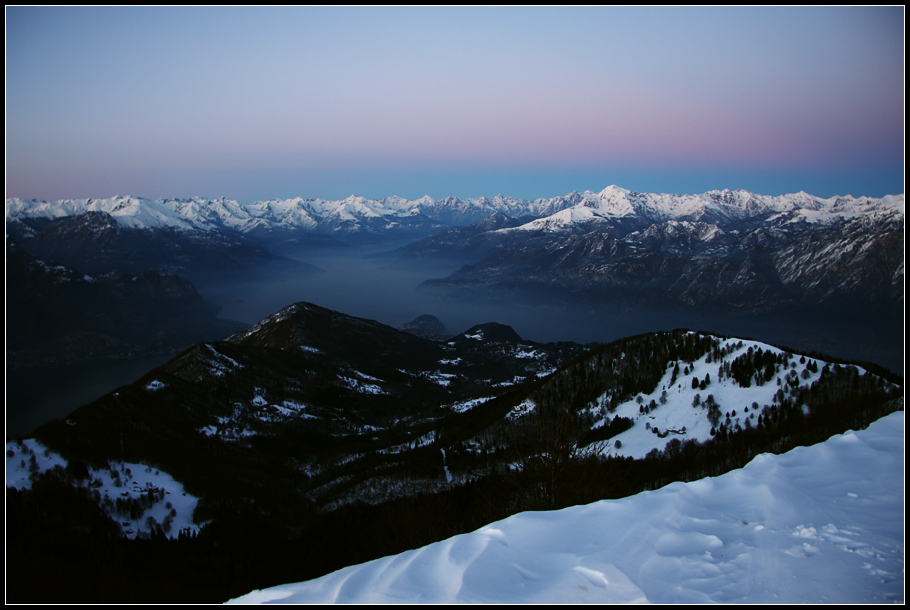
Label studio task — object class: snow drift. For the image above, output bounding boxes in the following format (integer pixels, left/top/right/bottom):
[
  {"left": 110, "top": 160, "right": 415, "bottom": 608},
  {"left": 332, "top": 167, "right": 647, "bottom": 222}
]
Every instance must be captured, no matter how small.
[{"left": 230, "top": 411, "right": 904, "bottom": 604}]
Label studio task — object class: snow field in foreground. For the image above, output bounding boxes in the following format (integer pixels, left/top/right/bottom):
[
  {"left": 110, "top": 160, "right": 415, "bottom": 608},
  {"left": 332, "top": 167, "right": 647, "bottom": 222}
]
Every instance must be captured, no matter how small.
[{"left": 230, "top": 411, "right": 904, "bottom": 604}]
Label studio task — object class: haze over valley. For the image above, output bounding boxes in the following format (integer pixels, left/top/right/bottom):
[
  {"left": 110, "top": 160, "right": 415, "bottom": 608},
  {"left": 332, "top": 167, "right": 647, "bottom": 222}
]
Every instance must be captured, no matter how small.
[{"left": 7, "top": 186, "right": 903, "bottom": 436}]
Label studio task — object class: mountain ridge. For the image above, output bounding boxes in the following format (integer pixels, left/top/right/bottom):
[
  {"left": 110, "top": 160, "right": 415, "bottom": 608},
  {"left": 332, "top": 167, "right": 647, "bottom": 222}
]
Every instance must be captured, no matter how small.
[
  {"left": 6, "top": 239, "right": 247, "bottom": 370},
  {"left": 417, "top": 198, "right": 904, "bottom": 321},
  {"left": 7, "top": 187, "right": 903, "bottom": 239}
]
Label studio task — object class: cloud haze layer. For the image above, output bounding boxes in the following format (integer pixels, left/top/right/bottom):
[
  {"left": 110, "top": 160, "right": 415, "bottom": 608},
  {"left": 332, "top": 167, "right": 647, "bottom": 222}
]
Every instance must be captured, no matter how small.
[{"left": 6, "top": 7, "right": 904, "bottom": 201}]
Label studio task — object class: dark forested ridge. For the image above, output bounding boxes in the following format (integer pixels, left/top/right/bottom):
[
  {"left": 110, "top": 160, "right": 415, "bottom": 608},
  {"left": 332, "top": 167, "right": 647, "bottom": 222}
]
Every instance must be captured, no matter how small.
[
  {"left": 6, "top": 302, "right": 903, "bottom": 603},
  {"left": 6, "top": 239, "right": 247, "bottom": 370}
]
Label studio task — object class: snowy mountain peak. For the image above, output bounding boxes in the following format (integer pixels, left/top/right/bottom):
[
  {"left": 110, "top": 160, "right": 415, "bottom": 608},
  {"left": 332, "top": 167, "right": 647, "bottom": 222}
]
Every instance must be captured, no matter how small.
[
  {"left": 592, "top": 186, "right": 636, "bottom": 216},
  {"left": 599, "top": 184, "right": 631, "bottom": 196}
]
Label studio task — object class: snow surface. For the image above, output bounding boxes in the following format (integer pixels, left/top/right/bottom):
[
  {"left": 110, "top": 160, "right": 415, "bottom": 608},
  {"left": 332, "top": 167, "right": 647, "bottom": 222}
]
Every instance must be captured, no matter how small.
[{"left": 229, "top": 411, "right": 904, "bottom": 604}]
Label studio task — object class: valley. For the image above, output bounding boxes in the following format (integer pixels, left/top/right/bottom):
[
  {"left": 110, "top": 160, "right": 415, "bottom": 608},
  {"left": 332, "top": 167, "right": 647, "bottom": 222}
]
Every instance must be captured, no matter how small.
[{"left": 11, "top": 238, "right": 899, "bottom": 439}]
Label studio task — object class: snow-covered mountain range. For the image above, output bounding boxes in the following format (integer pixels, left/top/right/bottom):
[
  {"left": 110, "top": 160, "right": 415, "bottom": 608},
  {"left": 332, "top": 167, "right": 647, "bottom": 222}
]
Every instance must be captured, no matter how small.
[
  {"left": 505, "top": 185, "right": 903, "bottom": 234},
  {"left": 5, "top": 192, "right": 559, "bottom": 238},
  {"left": 6, "top": 186, "right": 903, "bottom": 238}
]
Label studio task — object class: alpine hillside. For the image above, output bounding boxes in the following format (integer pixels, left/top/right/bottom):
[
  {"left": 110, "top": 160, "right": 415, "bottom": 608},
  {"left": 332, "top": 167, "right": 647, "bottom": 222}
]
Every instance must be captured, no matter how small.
[{"left": 7, "top": 299, "right": 902, "bottom": 603}]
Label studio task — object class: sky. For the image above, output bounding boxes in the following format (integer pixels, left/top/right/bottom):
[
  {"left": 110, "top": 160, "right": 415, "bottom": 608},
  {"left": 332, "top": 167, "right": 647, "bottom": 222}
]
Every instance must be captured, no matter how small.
[{"left": 5, "top": 6, "right": 905, "bottom": 202}]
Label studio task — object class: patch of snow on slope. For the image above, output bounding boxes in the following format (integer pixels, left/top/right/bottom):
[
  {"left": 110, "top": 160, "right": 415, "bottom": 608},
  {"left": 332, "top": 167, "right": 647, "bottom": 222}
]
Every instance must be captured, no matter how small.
[
  {"left": 511, "top": 346, "right": 544, "bottom": 359},
  {"left": 6, "top": 439, "right": 201, "bottom": 540},
  {"left": 229, "top": 411, "right": 904, "bottom": 604},
  {"left": 423, "top": 371, "right": 457, "bottom": 386},
  {"left": 445, "top": 396, "right": 495, "bottom": 413},
  {"left": 507, "top": 398, "right": 536, "bottom": 419},
  {"left": 602, "top": 337, "right": 828, "bottom": 459},
  {"left": 205, "top": 344, "right": 243, "bottom": 377},
  {"left": 339, "top": 375, "right": 387, "bottom": 395},
  {"left": 4, "top": 439, "right": 67, "bottom": 491},
  {"left": 145, "top": 379, "right": 166, "bottom": 391}
]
